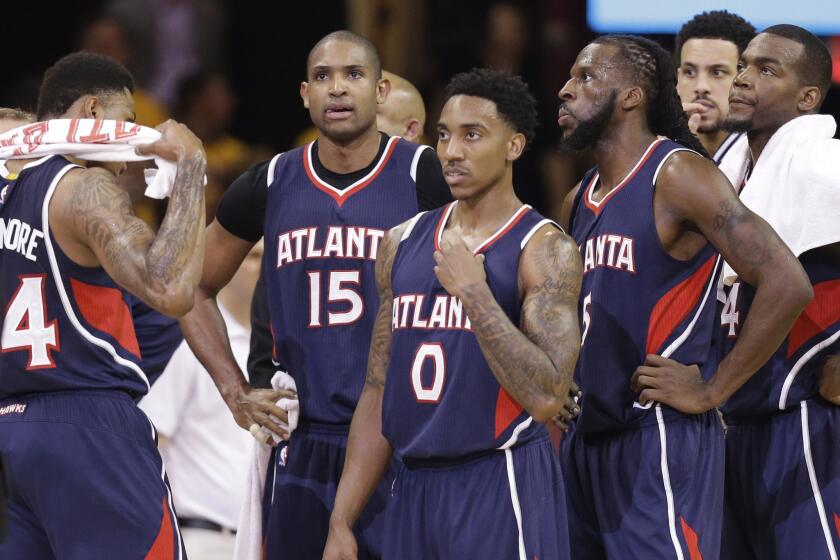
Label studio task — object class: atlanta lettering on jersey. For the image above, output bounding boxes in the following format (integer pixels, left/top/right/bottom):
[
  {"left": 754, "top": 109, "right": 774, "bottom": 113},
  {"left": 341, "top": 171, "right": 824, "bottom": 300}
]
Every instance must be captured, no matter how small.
[
  {"left": 276, "top": 226, "right": 385, "bottom": 268},
  {"left": 0, "top": 217, "right": 43, "bottom": 262},
  {"left": 392, "top": 294, "right": 473, "bottom": 332},
  {"left": 580, "top": 234, "right": 636, "bottom": 274}
]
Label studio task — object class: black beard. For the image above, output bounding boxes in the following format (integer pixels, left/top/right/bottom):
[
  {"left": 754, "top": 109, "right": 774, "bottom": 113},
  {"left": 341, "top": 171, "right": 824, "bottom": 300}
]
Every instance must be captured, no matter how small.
[
  {"left": 723, "top": 116, "right": 752, "bottom": 133},
  {"left": 557, "top": 90, "right": 618, "bottom": 153}
]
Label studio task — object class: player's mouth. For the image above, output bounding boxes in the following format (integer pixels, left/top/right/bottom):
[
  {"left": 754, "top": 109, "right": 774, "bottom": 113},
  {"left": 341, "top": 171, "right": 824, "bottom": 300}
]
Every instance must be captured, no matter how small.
[
  {"left": 443, "top": 165, "right": 470, "bottom": 186},
  {"left": 325, "top": 104, "right": 354, "bottom": 120},
  {"left": 693, "top": 98, "right": 717, "bottom": 110},
  {"left": 728, "top": 94, "right": 754, "bottom": 107},
  {"left": 557, "top": 107, "right": 575, "bottom": 127}
]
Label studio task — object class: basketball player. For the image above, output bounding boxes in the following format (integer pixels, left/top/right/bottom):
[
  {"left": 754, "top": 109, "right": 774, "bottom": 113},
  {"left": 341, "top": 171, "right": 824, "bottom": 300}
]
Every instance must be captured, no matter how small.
[
  {"left": 685, "top": 25, "right": 839, "bottom": 559},
  {"left": 324, "top": 68, "right": 580, "bottom": 560},
  {"left": 0, "top": 52, "right": 206, "bottom": 558},
  {"left": 556, "top": 35, "right": 812, "bottom": 559},
  {"left": 248, "top": 69, "right": 434, "bottom": 388},
  {"left": 675, "top": 10, "right": 755, "bottom": 162},
  {"left": 179, "top": 31, "right": 451, "bottom": 558}
]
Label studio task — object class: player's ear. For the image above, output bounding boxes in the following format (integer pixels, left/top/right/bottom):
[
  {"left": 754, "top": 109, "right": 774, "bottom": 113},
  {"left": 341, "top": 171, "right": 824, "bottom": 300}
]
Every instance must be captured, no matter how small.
[
  {"left": 300, "top": 82, "right": 310, "bottom": 109},
  {"left": 403, "top": 118, "right": 422, "bottom": 142},
  {"left": 376, "top": 76, "right": 391, "bottom": 105},
  {"left": 797, "top": 85, "right": 821, "bottom": 113},
  {"left": 507, "top": 132, "right": 526, "bottom": 162},
  {"left": 620, "top": 86, "right": 644, "bottom": 111},
  {"left": 83, "top": 96, "right": 99, "bottom": 119}
]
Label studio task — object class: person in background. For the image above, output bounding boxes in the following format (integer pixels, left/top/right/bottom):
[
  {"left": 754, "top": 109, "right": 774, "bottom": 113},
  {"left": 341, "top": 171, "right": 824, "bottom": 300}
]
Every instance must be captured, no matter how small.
[{"left": 140, "top": 241, "right": 264, "bottom": 560}]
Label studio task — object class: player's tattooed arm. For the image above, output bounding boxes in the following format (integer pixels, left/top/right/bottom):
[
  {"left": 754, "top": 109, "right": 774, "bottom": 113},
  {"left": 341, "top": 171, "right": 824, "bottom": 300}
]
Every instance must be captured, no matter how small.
[
  {"left": 434, "top": 227, "right": 582, "bottom": 421},
  {"left": 325, "top": 224, "right": 405, "bottom": 560},
  {"left": 632, "top": 152, "right": 812, "bottom": 413},
  {"left": 61, "top": 120, "right": 208, "bottom": 317}
]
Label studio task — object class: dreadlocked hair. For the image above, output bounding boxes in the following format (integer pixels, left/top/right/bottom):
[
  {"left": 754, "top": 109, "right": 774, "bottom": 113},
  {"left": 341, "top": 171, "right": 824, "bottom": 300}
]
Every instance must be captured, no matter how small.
[{"left": 593, "top": 35, "right": 709, "bottom": 158}]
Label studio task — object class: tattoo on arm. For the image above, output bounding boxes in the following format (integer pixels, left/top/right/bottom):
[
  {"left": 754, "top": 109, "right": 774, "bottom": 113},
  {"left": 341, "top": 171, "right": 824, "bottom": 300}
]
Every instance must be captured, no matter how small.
[
  {"left": 462, "top": 231, "right": 582, "bottom": 418},
  {"left": 711, "top": 200, "right": 773, "bottom": 279},
  {"left": 364, "top": 229, "right": 398, "bottom": 390},
  {"left": 67, "top": 153, "right": 206, "bottom": 312}
]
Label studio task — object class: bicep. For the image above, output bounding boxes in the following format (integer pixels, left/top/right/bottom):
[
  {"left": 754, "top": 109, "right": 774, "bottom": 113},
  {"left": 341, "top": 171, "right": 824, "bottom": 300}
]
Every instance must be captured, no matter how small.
[
  {"left": 659, "top": 155, "right": 794, "bottom": 284},
  {"left": 519, "top": 228, "right": 582, "bottom": 361}
]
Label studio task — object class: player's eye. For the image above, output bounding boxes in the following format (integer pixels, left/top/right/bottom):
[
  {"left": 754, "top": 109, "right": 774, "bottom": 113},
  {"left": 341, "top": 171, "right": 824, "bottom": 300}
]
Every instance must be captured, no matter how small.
[
  {"left": 438, "top": 130, "right": 450, "bottom": 141},
  {"left": 761, "top": 66, "right": 775, "bottom": 76},
  {"left": 466, "top": 130, "right": 480, "bottom": 140},
  {"left": 349, "top": 70, "right": 363, "bottom": 79},
  {"left": 315, "top": 72, "right": 328, "bottom": 81},
  {"left": 682, "top": 68, "right": 695, "bottom": 77},
  {"left": 736, "top": 62, "right": 746, "bottom": 73}
]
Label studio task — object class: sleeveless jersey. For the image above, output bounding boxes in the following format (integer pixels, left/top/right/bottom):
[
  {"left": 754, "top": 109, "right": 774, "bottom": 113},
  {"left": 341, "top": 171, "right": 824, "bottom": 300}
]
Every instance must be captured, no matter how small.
[
  {"left": 0, "top": 156, "right": 149, "bottom": 399},
  {"left": 718, "top": 251, "right": 840, "bottom": 416},
  {"left": 264, "top": 137, "right": 425, "bottom": 425},
  {"left": 569, "top": 138, "right": 721, "bottom": 433},
  {"left": 381, "top": 202, "right": 555, "bottom": 460}
]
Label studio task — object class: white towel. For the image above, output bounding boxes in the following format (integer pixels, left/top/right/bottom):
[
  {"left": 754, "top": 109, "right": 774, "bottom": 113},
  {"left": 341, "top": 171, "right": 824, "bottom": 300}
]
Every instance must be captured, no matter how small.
[
  {"left": 0, "top": 119, "right": 179, "bottom": 199},
  {"left": 234, "top": 371, "right": 299, "bottom": 560},
  {"left": 721, "top": 115, "right": 840, "bottom": 282}
]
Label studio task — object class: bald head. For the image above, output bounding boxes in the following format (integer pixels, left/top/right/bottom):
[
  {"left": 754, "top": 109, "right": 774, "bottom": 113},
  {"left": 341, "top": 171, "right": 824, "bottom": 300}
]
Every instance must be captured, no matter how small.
[{"left": 376, "top": 71, "right": 426, "bottom": 142}]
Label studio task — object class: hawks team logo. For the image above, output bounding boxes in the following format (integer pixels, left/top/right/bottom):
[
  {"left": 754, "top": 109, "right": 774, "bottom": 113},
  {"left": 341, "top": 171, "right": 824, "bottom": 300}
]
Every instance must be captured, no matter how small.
[
  {"left": 278, "top": 444, "right": 289, "bottom": 467},
  {"left": 0, "top": 184, "right": 8, "bottom": 205}
]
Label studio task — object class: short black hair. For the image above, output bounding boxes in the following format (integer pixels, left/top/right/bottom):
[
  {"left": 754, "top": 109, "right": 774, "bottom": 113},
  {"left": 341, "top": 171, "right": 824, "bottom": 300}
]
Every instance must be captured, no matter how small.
[
  {"left": 36, "top": 52, "right": 134, "bottom": 120},
  {"left": 307, "top": 30, "right": 382, "bottom": 79},
  {"left": 675, "top": 11, "right": 756, "bottom": 63},
  {"left": 763, "top": 24, "right": 833, "bottom": 103},
  {"left": 443, "top": 68, "right": 537, "bottom": 148}
]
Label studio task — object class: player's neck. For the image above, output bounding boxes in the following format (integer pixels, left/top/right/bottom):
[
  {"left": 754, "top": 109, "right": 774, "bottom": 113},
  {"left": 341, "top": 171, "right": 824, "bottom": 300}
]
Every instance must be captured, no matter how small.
[
  {"left": 452, "top": 177, "right": 521, "bottom": 235},
  {"left": 747, "top": 126, "right": 781, "bottom": 164},
  {"left": 317, "top": 127, "right": 381, "bottom": 174},
  {"left": 592, "top": 126, "right": 658, "bottom": 192},
  {"left": 699, "top": 129, "right": 730, "bottom": 157}
]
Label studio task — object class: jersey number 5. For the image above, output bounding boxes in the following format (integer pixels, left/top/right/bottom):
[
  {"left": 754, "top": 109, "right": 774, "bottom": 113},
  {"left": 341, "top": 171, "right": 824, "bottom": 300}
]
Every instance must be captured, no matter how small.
[
  {"left": 307, "top": 270, "right": 364, "bottom": 327},
  {"left": 2, "top": 275, "right": 59, "bottom": 369}
]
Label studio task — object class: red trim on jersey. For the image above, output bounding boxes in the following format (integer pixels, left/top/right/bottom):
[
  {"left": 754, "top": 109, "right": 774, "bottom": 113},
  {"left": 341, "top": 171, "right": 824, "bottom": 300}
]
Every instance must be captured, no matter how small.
[
  {"left": 144, "top": 498, "right": 175, "bottom": 560},
  {"left": 303, "top": 137, "right": 399, "bottom": 207},
  {"left": 583, "top": 138, "right": 664, "bottom": 216},
  {"left": 475, "top": 206, "right": 531, "bottom": 254},
  {"left": 787, "top": 279, "right": 840, "bottom": 358},
  {"left": 680, "top": 516, "right": 704, "bottom": 560},
  {"left": 833, "top": 512, "right": 840, "bottom": 542},
  {"left": 70, "top": 278, "right": 141, "bottom": 359},
  {"left": 646, "top": 255, "right": 716, "bottom": 355},
  {"left": 495, "top": 388, "right": 524, "bottom": 439},
  {"left": 433, "top": 203, "right": 455, "bottom": 252}
]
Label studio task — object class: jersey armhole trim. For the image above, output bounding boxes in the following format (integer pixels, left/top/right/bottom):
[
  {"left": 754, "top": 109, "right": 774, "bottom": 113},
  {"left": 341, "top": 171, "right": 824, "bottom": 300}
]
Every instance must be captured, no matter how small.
[
  {"left": 520, "top": 219, "right": 563, "bottom": 250},
  {"left": 400, "top": 211, "right": 427, "bottom": 242},
  {"left": 266, "top": 153, "right": 284, "bottom": 188},
  {"left": 652, "top": 147, "right": 697, "bottom": 186},
  {"left": 410, "top": 145, "right": 432, "bottom": 183}
]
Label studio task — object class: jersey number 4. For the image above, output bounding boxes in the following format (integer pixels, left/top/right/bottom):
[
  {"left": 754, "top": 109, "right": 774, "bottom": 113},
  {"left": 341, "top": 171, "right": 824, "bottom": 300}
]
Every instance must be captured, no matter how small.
[
  {"left": 721, "top": 282, "right": 741, "bottom": 337},
  {"left": 307, "top": 270, "right": 364, "bottom": 327},
  {"left": 1, "top": 275, "right": 59, "bottom": 369}
]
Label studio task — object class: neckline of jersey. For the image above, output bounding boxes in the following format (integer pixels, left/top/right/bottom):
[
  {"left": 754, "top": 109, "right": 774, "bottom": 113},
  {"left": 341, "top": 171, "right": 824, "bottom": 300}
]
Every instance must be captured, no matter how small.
[
  {"left": 0, "top": 154, "right": 55, "bottom": 180},
  {"left": 434, "top": 201, "right": 532, "bottom": 255},
  {"left": 303, "top": 136, "right": 400, "bottom": 207},
  {"left": 584, "top": 137, "right": 664, "bottom": 214}
]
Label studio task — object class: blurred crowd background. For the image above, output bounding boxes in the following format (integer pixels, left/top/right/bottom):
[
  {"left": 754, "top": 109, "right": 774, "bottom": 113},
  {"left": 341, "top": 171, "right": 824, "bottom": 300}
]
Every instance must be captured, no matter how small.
[{"left": 4, "top": 0, "right": 839, "bottom": 225}]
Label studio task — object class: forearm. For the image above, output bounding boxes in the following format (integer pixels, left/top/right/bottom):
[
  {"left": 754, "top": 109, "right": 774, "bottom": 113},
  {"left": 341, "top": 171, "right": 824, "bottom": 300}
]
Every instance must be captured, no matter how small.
[
  {"left": 330, "top": 386, "right": 393, "bottom": 528},
  {"left": 461, "top": 283, "right": 569, "bottom": 421},
  {"left": 709, "top": 276, "right": 812, "bottom": 405},
  {"left": 143, "top": 152, "right": 207, "bottom": 315},
  {"left": 179, "top": 288, "right": 248, "bottom": 407}
]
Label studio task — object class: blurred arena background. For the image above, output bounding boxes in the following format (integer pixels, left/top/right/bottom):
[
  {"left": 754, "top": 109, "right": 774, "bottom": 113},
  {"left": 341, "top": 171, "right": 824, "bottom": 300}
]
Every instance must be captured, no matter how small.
[{"left": 3, "top": 0, "right": 838, "bottom": 224}]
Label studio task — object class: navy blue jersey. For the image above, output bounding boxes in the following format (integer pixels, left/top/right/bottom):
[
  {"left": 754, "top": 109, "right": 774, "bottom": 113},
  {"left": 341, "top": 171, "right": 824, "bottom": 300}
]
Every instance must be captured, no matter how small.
[
  {"left": 264, "top": 137, "right": 424, "bottom": 425},
  {"left": 381, "top": 203, "right": 556, "bottom": 460},
  {"left": 0, "top": 156, "right": 149, "bottom": 399},
  {"left": 719, "top": 251, "right": 840, "bottom": 416},
  {"left": 569, "top": 138, "right": 721, "bottom": 433}
]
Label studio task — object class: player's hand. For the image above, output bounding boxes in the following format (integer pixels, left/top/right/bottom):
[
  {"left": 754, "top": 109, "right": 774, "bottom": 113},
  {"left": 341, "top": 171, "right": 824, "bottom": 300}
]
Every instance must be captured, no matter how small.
[
  {"left": 322, "top": 522, "right": 358, "bottom": 560},
  {"left": 433, "top": 239, "right": 487, "bottom": 300},
  {"left": 229, "top": 386, "right": 298, "bottom": 443},
  {"left": 630, "top": 354, "right": 714, "bottom": 414},
  {"left": 682, "top": 102, "right": 707, "bottom": 135},
  {"left": 818, "top": 355, "right": 840, "bottom": 405},
  {"left": 136, "top": 119, "right": 205, "bottom": 163},
  {"left": 551, "top": 381, "right": 582, "bottom": 432}
]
